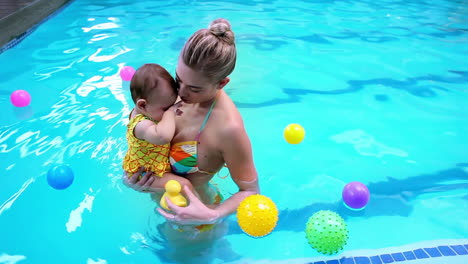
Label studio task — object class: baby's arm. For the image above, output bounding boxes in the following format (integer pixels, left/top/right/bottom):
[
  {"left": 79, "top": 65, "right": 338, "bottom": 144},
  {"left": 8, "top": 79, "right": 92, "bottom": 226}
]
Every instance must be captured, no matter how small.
[{"left": 134, "top": 110, "right": 175, "bottom": 145}]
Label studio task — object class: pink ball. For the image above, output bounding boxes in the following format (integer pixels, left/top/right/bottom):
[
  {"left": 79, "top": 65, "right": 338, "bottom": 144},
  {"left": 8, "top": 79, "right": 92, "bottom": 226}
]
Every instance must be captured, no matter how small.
[
  {"left": 10, "top": 90, "right": 31, "bottom": 107},
  {"left": 120, "top": 66, "right": 135, "bottom": 81}
]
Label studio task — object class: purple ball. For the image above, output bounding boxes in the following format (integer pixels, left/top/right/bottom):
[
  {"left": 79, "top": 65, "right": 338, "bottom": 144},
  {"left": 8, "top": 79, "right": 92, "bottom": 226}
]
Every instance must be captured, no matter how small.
[{"left": 342, "top": 181, "right": 370, "bottom": 210}]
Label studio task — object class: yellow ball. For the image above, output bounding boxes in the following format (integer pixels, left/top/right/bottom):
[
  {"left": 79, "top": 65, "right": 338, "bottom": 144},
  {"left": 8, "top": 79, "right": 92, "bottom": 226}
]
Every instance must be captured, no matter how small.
[
  {"left": 236, "top": 194, "right": 279, "bottom": 237},
  {"left": 284, "top": 123, "right": 305, "bottom": 144}
]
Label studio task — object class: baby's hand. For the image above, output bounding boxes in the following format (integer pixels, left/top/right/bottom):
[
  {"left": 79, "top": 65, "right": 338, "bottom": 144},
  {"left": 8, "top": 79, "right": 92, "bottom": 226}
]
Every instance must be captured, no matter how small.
[{"left": 171, "top": 103, "right": 183, "bottom": 116}]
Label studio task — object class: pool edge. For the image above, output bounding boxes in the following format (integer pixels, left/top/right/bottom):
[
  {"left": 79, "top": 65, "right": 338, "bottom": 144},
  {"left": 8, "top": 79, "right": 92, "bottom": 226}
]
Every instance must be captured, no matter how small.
[
  {"left": 0, "top": 0, "right": 72, "bottom": 51},
  {"left": 225, "top": 239, "right": 468, "bottom": 264}
]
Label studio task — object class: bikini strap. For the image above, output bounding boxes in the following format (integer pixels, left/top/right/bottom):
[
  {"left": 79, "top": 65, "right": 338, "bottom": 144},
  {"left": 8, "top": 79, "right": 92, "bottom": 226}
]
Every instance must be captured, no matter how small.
[{"left": 195, "top": 94, "right": 218, "bottom": 142}]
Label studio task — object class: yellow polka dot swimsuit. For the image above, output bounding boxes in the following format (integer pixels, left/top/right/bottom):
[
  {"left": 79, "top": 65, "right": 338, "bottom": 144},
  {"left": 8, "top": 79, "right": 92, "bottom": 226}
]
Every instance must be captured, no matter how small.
[{"left": 123, "top": 114, "right": 171, "bottom": 177}]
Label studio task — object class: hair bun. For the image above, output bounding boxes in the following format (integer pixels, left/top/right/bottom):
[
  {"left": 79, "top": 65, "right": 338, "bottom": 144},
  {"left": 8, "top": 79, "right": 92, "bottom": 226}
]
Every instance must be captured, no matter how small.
[{"left": 209, "top": 18, "right": 235, "bottom": 44}]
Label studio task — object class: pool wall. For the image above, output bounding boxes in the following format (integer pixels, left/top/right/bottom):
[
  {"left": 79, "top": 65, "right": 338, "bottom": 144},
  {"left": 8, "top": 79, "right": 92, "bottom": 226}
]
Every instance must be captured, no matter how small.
[{"left": 0, "top": 0, "right": 71, "bottom": 48}]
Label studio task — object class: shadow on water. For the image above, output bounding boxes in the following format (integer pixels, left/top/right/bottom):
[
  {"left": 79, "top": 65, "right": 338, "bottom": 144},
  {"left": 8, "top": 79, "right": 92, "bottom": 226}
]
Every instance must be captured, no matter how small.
[
  {"left": 170, "top": 17, "right": 466, "bottom": 53},
  {"left": 143, "top": 194, "right": 241, "bottom": 264},
  {"left": 228, "top": 164, "right": 468, "bottom": 234},
  {"left": 234, "top": 70, "right": 468, "bottom": 108},
  {"left": 145, "top": 220, "right": 242, "bottom": 264},
  {"left": 141, "top": 164, "right": 467, "bottom": 263}
]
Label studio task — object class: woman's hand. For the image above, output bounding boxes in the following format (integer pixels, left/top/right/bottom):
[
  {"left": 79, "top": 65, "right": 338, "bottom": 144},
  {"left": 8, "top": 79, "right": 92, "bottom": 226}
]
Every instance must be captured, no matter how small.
[
  {"left": 122, "top": 167, "right": 155, "bottom": 192},
  {"left": 156, "top": 185, "right": 220, "bottom": 225}
]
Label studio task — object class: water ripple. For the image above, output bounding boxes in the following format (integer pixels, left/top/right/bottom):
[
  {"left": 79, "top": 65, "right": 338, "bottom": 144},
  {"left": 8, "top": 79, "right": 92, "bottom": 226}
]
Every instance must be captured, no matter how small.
[
  {"left": 88, "top": 46, "right": 132, "bottom": 62},
  {"left": 330, "top": 129, "right": 408, "bottom": 158},
  {"left": 34, "top": 60, "right": 77, "bottom": 81},
  {"left": 0, "top": 178, "right": 35, "bottom": 216},
  {"left": 88, "top": 33, "right": 118, "bottom": 43},
  {"left": 0, "top": 254, "right": 26, "bottom": 264},
  {"left": 0, "top": 128, "right": 19, "bottom": 153},
  {"left": 87, "top": 258, "right": 108, "bottom": 264},
  {"left": 0, "top": 127, "right": 64, "bottom": 157},
  {"left": 82, "top": 22, "right": 119, "bottom": 33}
]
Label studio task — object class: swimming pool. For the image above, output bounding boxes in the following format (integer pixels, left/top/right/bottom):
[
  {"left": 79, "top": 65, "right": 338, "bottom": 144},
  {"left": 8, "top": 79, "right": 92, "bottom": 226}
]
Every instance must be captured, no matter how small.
[{"left": 0, "top": 0, "right": 467, "bottom": 263}]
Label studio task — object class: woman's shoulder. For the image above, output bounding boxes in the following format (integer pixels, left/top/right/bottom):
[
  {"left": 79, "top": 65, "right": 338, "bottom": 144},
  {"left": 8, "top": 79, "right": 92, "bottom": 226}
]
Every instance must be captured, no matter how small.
[
  {"left": 215, "top": 93, "right": 246, "bottom": 134},
  {"left": 219, "top": 91, "right": 243, "bottom": 116}
]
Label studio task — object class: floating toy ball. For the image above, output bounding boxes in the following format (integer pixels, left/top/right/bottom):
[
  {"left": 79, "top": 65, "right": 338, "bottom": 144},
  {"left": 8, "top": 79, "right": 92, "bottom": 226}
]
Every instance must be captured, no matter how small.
[
  {"left": 342, "top": 181, "right": 370, "bottom": 210},
  {"left": 237, "top": 194, "right": 278, "bottom": 237},
  {"left": 47, "top": 164, "right": 74, "bottom": 190},
  {"left": 305, "top": 210, "right": 349, "bottom": 255},
  {"left": 283, "top": 124, "right": 305, "bottom": 144},
  {"left": 10, "top": 90, "right": 31, "bottom": 107},
  {"left": 120, "top": 66, "right": 135, "bottom": 81}
]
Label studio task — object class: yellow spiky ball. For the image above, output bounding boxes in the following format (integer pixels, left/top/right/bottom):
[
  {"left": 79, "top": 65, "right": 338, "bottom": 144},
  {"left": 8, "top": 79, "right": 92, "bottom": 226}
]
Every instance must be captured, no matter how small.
[{"left": 236, "top": 194, "right": 279, "bottom": 237}]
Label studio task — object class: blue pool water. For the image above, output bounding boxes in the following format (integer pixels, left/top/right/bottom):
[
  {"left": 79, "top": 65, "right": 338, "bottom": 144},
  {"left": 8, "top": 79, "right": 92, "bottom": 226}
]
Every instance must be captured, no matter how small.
[{"left": 0, "top": 0, "right": 467, "bottom": 263}]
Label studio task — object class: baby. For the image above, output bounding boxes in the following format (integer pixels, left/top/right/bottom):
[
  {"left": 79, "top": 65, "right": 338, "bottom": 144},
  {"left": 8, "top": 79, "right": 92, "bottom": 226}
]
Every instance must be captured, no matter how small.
[{"left": 122, "top": 63, "right": 189, "bottom": 193}]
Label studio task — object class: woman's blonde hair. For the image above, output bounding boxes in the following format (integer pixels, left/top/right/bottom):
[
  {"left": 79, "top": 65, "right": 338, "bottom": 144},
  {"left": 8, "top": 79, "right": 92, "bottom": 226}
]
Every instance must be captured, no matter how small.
[{"left": 180, "top": 18, "right": 236, "bottom": 82}]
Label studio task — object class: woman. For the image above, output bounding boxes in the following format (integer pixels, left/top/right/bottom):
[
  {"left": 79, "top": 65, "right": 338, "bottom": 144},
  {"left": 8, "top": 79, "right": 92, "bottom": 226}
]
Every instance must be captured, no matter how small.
[{"left": 123, "top": 18, "right": 259, "bottom": 228}]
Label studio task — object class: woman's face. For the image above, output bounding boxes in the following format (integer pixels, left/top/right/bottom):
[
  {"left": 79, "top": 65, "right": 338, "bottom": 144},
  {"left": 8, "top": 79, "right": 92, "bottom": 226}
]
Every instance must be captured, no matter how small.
[{"left": 175, "top": 59, "right": 219, "bottom": 104}]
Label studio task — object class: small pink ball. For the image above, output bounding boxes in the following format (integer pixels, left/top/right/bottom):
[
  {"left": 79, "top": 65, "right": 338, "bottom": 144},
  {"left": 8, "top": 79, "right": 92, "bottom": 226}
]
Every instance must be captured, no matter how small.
[
  {"left": 10, "top": 90, "right": 31, "bottom": 107},
  {"left": 119, "top": 66, "right": 136, "bottom": 81}
]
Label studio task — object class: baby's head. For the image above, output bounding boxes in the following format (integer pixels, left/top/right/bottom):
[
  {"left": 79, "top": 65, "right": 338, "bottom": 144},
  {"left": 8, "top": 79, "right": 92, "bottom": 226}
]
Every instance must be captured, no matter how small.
[{"left": 130, "top": 64, "right": 177, "bottom": 121}]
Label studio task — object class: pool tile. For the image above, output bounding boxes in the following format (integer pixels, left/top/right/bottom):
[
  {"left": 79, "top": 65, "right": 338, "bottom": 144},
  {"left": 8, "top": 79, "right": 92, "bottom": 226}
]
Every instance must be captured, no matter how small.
[
  {"left": 438, "top": 246, "right": 456, "bottom": 256},
  {"left": 369, "top": 256, "right": 382, "bottom": 264},
  {"left": 423, "top": 247, "right": 442, "bottom": 257},
  {"left": 307, "top": 243, "right": 468, "bottom": 264},
  {"left": 380, "top": 254, "right": 394, "bottom": 263},
  {"left": 402, "top": 251, "right": 416, "bottom": 260},
  {"left": 354, "top": 257, "right": 370, "bottom": 264},
  {"left": 450, "top": 245, "right": 468, "bottom": 255},
  {"left": 390, "top": 253, "right": 405, "bottom": 261},
  {"left": 413, "top": 249, "right": 429, "bottom": 258},
  {"left": 339, "top": 257, "right": 355, "bottom": 264}
]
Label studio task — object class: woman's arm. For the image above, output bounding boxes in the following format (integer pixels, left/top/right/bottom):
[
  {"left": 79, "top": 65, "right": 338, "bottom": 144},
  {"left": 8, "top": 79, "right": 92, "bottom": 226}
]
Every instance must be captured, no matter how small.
[
  {"left": 213, "top": 122, "right": 260, "bottom": 218},
  {"left": 157, "top": 121, "right": 260, "bottom": 225}
]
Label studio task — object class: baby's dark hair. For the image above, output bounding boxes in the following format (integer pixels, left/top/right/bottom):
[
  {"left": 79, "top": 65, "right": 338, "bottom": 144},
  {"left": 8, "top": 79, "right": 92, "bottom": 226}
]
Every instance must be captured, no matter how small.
[{"left": 129, "top": 64, "right": 176, "bottom": 103}]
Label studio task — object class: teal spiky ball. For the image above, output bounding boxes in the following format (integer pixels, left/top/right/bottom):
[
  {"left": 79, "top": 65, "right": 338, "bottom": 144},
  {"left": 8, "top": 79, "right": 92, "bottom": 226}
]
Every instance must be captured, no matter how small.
[{"left": 305, "top": 210, "right": 349, "bottom": 255}]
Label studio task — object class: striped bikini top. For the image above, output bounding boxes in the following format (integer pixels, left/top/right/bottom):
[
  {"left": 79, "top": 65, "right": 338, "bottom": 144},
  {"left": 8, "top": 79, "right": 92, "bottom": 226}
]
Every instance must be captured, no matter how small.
[{"left": 169, "top": 96, "right": 218, "bottom": 175}]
